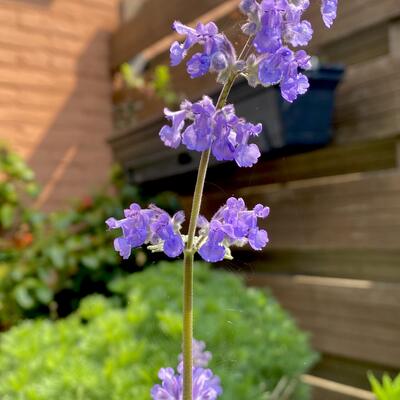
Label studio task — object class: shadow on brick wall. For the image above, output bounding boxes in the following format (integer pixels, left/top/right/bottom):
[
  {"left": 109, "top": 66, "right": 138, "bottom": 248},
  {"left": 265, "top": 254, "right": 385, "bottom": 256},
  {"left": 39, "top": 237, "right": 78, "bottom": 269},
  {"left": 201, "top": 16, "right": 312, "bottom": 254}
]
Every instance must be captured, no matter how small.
[{"left": 28, "top": 31, "right": 113, "bottom": 211}]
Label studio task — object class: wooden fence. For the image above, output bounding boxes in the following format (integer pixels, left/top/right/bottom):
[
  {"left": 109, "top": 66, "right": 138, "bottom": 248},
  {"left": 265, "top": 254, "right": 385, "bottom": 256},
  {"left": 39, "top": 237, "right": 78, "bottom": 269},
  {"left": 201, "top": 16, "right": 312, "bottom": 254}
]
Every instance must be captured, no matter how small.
[{"left": 109, "top": 1, "right": 400, "bottom": 398}]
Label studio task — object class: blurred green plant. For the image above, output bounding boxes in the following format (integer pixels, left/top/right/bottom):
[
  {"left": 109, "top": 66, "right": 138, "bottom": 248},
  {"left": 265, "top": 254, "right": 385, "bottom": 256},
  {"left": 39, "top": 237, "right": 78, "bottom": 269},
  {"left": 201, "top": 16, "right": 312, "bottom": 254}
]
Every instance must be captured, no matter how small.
[
  {"left": 0, "top": 143, "right": 39, "bottom": 253},
  {"left": 368, "top": 372, "right": 400, "bottom": 400},
  {"left": 120, "top": 63, "right": 179, "bottom": 108},
  {"left": 0, "top": 262, "right": 317, "bottom": 400},
  {"left": 114, "top": 63, "right": 181, "bottom": 132},
  {"left": 0, "top": 148, "right": 180, "bottom": 328}
]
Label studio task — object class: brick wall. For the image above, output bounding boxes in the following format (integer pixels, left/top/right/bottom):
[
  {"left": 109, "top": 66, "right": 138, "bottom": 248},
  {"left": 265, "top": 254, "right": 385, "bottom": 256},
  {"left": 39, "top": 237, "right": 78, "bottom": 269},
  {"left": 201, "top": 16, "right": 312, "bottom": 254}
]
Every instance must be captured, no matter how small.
[{"left": 0, "top": 0, "right": 120, "bottom": 210}]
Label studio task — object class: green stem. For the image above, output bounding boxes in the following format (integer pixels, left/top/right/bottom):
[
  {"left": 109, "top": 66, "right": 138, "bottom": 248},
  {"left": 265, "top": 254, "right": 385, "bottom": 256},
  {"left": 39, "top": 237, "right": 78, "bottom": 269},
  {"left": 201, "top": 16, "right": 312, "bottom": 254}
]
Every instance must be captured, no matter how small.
[{"left": 182, "top": 37, "right": 253, "bottom": 400}]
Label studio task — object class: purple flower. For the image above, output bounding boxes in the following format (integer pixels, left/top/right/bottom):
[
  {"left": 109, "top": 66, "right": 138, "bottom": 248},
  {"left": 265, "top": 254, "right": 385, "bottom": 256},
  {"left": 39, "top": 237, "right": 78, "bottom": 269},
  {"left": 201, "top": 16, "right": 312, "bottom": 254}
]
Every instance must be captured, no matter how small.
[
  {"left": 159, "top": 108, "right": 188, "bottom": 148},
  {"left": 197, "top": 197, "right": 270, "bottom": 262},
  {"left": 170, "top": 21, "right": 238, "bottom": 82},
  {"left": 258, "top": 46, "right": 311, "bottom": 102},
  {"left": 151, "top": 364, "right": 222, "bottom": 400},
  {"left": 106, "top": 204, "right": 185, "bottom": 259},
  {"left": 159, "top": 97, "right": 262, "bottom": 167},
  {"left": 321, "top": 0, "right": 338, "bottom": 28}
]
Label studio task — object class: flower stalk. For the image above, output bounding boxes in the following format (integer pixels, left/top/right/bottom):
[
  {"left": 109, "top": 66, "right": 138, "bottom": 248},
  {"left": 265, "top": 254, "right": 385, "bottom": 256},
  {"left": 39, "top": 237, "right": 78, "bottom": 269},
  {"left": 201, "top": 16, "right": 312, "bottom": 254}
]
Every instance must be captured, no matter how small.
[{"left": 182, "top": 42, "right": 251, "bottom": 400}]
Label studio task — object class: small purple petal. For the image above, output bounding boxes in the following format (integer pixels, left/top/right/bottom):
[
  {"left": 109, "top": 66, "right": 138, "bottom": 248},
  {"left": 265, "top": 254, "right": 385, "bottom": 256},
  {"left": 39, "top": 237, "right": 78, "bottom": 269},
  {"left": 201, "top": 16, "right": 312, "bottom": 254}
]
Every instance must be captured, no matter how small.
[
  {"left": 321, "top": 0, "right": 338, "bottom": 28},
  {"left": 234, "top": 143, "right": 261, "bottom": 167},
  {"left": 248, "top": 228, "right": 269, "bottom": 250}
]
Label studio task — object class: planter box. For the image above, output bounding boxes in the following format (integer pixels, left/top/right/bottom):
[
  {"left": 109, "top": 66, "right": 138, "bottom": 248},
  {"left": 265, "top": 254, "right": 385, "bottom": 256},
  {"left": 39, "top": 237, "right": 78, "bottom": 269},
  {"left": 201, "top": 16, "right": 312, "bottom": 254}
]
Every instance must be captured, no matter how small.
[{"left": 109, "top": 66, "right": 344, "bottom": 184}]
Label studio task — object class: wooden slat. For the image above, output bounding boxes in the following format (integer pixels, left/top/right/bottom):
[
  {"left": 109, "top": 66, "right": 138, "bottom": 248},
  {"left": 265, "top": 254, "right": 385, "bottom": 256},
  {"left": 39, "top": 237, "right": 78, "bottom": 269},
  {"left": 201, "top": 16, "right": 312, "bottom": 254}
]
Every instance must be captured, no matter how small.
[
  {"left": 312, "top": 354, "right": 399, "bottom": 391},
  {"left": 230, "top": 249, "right": 400, "bottom": 283},
  {"left": 207, "top": 137, "right": 398, "bottom": 189},
  {"left": 306, "top": 0, "right": 400, "bottom": 48},
  {"left": 189, "top": 171, "right": 400, "bottom": 250},
  {"left": 246, "top": 273, "right": 400, "bottom": 368},
  {"left": 319, "top": 22, "right": 389, "bottom": 66},
  {"left": 334, "top": 56, "right": 400, "bottom": 143}
]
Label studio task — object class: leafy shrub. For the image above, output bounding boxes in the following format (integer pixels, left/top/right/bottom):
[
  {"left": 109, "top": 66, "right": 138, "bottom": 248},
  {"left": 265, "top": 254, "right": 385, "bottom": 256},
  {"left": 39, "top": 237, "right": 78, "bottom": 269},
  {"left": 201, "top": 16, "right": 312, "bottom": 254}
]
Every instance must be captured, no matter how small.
[
  {"left": 368, "top": 372, "right": 400, "bottom": 400},
  {"left": 0, "top": 154, "right": 179, "bottom": 327},
  {"left": 0, "top": 262, "right": 317, "bottom": 399}
]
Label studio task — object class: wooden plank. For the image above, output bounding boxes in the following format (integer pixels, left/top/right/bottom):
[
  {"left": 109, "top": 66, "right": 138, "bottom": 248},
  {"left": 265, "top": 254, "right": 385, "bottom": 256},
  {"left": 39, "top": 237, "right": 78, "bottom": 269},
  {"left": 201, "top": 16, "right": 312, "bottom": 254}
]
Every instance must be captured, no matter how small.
[
  {"left": 191, "top": 171, "right": 400, "bottom": 250},
  {"left": 306, "top": 0, "right": 400, "bottom": 48},
  {"left": 231, "top": 249, "right": 400, "bottom": 283},
  {"left": 312, "top": 354, "right": 399, "bottom": 391},
  {"left": 110, "top": 0, "right": 238, "bottom": 70},
  {"left": 207, "top": 137, "right": 398, "bottom": 190},
  {"left": 319, "top": 22, "right": 389, "bottom": 66},
  {"left": 333, "top": 55, "right": 400, "bottom": 142},
  {"left": 245, "top": 273, "right": 400, "bottom": 368}
]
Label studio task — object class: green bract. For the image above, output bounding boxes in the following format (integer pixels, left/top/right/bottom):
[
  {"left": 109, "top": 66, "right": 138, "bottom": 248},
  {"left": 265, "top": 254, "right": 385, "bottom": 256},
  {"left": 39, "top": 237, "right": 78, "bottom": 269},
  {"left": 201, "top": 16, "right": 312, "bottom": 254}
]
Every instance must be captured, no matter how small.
[{"left": 0, "top": 262, "right": 317, "bottom": 400}]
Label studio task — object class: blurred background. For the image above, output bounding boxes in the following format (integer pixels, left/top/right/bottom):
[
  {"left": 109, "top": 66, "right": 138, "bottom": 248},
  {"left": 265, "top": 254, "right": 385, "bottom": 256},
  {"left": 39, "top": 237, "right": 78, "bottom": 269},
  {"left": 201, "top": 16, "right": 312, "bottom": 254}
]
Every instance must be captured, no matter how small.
[{"left": 0, "top": 0, "right": 399, "bottom": 399}]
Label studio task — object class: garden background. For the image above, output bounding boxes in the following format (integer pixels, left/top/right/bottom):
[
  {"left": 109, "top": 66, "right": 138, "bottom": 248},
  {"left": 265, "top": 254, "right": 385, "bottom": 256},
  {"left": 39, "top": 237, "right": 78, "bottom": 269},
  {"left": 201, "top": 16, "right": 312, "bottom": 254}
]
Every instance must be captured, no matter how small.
[{"left": 0, "top": 0, "right": 400, "bottom": 399}]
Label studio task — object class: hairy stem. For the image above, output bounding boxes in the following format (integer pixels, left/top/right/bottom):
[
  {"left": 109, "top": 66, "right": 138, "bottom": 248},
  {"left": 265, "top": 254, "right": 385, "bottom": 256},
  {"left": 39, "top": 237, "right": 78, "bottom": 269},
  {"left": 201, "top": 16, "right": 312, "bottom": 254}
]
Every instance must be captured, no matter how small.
[{"left": 182, "top": 38, "right": 253, "bottom": 400}]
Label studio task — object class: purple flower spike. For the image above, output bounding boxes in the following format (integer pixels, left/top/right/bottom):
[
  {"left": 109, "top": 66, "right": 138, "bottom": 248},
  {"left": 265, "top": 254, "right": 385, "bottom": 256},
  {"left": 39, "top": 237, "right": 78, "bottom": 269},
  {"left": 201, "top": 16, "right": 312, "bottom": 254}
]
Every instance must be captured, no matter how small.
[
  {"left": 106, "top": 204, "right": 185, "bottom": 259},
  {"left": 321, "top": 0, "right": 338, "bottom": 28},
  {"left": 197, "top": 197, "right": 270, "bottom": 262},
  {"left": 239, "top": 0, "right": 338, "bottom": 100}
]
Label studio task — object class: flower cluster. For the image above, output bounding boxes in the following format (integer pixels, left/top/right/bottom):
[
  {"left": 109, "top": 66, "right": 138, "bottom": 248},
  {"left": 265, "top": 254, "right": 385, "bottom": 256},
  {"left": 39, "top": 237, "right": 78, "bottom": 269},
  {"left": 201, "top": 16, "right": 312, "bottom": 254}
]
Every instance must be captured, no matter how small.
[
  {"left": 106, "top": 198, "right": 269, "bottom": 263},
  {"left": 151, "top": 340, "right": 222, "bottom": 400},
  {"left": 197, "top": 197, "right": 270, "bottom": 262},
  {"left": 160, "top": 96, "right": 262, "bottom": 168},
  {"left": 106, "top": 204, "right": 185, "bottom": 259},
  {"left": 239, "top": 0, "right": 338, "bottom": 101},
  {"left": 170, "top": 21, "right": 242, "bottom": 83}
]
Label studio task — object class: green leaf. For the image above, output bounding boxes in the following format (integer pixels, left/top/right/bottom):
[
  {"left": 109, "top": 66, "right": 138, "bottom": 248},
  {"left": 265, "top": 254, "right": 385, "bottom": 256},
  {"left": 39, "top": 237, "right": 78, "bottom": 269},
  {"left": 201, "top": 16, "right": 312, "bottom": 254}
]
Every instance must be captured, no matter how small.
[
  {"left": 25, "top": 182, "right": 40, "bottom": 197},
  {"left": 14, "top": 286, "right": 34, "bottom": 309},
  {"left": 81, "top": 255, "right": 100, "bottom": 270},
  {"left": 47, "top": 245, "right": 66, "bottom": 269},
  {"left": 35, "top": 286, "right": 53, "bottom": 304}
]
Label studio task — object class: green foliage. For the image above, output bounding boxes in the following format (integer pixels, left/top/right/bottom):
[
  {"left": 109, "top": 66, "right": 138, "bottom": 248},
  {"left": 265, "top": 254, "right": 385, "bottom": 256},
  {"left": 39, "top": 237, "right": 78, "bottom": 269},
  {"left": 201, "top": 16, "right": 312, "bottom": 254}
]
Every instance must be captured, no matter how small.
[
  {"left": 151, "top": 65, "right": 179, "bottom": 107},
  {"left": 368, "top": 372, "right": 400, "bottom": 400},
  {"left": 0, "top": 143, "right": 39, "bottom": 242},
  {"left": 0, "top": 262, "right": 317, "bottom": 400},
  {"left": 120, "top": 63, "right": 179, "bottom": 107},
  {"left": 0, "top": 156, "right": 179, "bottom": 327}
]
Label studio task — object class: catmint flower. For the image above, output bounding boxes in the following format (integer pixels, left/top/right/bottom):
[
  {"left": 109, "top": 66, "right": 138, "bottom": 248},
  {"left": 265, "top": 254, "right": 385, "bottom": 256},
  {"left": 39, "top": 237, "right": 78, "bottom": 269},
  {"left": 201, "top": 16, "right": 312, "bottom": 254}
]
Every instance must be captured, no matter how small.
[
  {"left": 197, "top": 197, "right": 270, "bottom": 262},
  {"left": 151, "top": 364, "right": 222, "bottom": 400},
  {"left": 106, "top": 204, "right": 185, "bottom": 259},
  {"left": 258, "top": 46, "right": 311, "bottom": 102},
  {"left": 170, "top": 21, "right": 238, "bottom": 83},
  {"left": 159, "top": 96, "right": 262, "bottom": 167},
  {"left": 152, "top": 342, "right": 221, "bottom": 400},
  {"left": 178, "top": 339, "right": 213, "bottom": 368}
]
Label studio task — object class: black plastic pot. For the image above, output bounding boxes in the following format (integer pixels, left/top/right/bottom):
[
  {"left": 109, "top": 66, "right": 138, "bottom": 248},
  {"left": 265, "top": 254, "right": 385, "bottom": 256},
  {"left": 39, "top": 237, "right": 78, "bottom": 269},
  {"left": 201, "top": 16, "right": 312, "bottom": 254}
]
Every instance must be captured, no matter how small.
[
  {"left": 109, "top": 65, "right": 344, "bottom": 184},
  {"left": 228, "top": 65, "right": 345, "bottom": 153}
]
